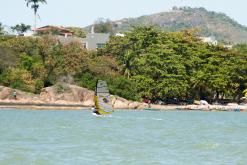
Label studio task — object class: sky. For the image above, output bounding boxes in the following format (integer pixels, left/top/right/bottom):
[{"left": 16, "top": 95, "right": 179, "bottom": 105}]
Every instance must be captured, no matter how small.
[{"left": 0, "top": 0, "right": 246, "bottom": 29}]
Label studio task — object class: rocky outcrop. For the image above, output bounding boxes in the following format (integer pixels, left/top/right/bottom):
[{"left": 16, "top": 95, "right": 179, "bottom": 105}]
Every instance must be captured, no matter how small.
[
  {"left": 0, "top": 86, "right": 13, "bottom": 100},
  {"left": 0, "top": 84, "right": 94, "bottom": 106},
  {"left": 111, "top": 95, "right": 149, "bottom": 109},
  {"left": 112, "top": 96, "right": 129, "bottom": 109},
  {"left": 0, "top": 84, "right": 144, "bottom": 109},
  {"left": 1, "top": 85, "right": 246, "bottom": 110},
  {"left": 0, "top": 86, "right": 38, "bottom": 101},
  {"left": 39, "top": 84, "right": 94, "bottom": 106},
  {"left": 0, "top": 84, "right": 153, "bottom": 109}
]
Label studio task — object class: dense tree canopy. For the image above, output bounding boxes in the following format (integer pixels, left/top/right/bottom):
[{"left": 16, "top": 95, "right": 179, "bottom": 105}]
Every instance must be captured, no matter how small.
[
  {"left": 0, "top": 36, "right": 88, "bottom": 92},
  {"left": 102, "top": 26, "right": 247, "bottom": 101},
  {"left": 0, "top": 26, "right": 246, "bottom": 102},
  {"left": 94, "top": 18, "right": 114, "bottom": 33}
]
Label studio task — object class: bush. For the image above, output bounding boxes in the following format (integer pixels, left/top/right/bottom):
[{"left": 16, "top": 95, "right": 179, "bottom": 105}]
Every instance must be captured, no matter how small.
[
  {"left": 74, "top": 72, "right": 140, "bottom": 101},
  {"left": 107, "top": 76, "right": 140, "bottom": 101},
  {"left": 34, "top": 79, "right": 44, "bottom": 94},
  {"left": 54, "top": 83, "right": 71, "bottom": 94},
  {"left": 1, "top": 68, "right": 35, "bottom": 92}
]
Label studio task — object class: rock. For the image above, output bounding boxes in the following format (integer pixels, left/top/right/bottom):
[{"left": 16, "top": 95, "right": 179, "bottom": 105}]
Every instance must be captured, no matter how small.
[
  {"left": 128, "top": 102, "right": 141, "bottom": 109},
  {"left": 40, "top": 87, "right": 55, "bottom": 102},
  {"left": 113, "top": 97, "right": 130, "bottom": 109},
  {"left": 0, "top": 84, "right": 142, "bottom": 109},
  {"left": 137, "top": 103, "right": 149, "bottom": 109},
  {"left": 194, "top": 100, "right": 200, "bottom": 105},
  {"left": 0, "top": 86, "right": 37, "bottom": 100},
  {"left": 0, "top": 86, "right": 13, "bottom": 99},
  {"left": 39, "top": 84, "right": 95, "bottom": 105}
]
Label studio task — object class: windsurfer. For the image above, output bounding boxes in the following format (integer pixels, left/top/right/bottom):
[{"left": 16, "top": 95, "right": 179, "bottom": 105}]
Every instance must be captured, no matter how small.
[{"left": 93, "top": 109, "right": 101, "bottom": 115}]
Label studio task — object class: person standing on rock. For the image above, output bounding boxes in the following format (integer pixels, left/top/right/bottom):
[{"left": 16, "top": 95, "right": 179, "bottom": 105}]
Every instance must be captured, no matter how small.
[{"left": 13, "top": 90, "right": 17, "bottom": 100}]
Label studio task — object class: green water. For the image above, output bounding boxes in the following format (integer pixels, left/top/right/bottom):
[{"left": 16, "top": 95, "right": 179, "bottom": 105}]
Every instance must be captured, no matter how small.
[{"left": 0, "top": 109, "right": 247, "bottom": 165}]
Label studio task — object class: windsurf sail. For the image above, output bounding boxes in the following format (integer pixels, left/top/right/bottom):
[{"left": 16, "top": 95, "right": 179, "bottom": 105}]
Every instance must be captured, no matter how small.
[{"left": 94, "top": 80, "right": 113, "bottom": 115}]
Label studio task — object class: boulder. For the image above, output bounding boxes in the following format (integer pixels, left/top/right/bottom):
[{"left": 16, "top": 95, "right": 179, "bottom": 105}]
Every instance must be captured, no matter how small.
[
  {"left": 137, "top": 103, "right": 149, "bottom": 109},
  {"left": 0, "top": 86, "right": 13, "bottom": 99},
  {"left": 0, "top": 84, "right": 142, "bottom": 109},
  {"left": 113, "top": 97, "right": 130, "bottom": 109},
  {"left": 0, "top": 86, "right": 37, "bottom": 100},
  {"left": 39, "top": 84, "right": 94, "bottom": 105},
  {"left": 128, "top": 101, "right": 141, "bottom": 109}
]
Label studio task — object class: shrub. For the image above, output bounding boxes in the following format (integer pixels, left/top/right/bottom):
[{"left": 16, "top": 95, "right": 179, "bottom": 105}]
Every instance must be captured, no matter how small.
[{"left": 54, "top": 83, "right": 71, "bottom": 94}]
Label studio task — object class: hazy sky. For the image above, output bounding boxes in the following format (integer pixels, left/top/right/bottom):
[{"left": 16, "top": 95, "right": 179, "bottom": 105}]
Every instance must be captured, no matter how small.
[{"left": 1, "top": 0, "right": 246, "bottom": 29}]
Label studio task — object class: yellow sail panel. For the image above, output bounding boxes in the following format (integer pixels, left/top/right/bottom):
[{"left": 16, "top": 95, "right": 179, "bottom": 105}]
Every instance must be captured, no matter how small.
[{"left": 94, "top": 95, "right": 100, "bottom": 110}]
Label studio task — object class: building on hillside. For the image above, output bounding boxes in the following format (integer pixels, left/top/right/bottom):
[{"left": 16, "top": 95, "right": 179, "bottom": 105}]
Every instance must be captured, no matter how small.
[
  {"left": 224, "top": 45, "right": 233, "bottom": 49},
  {"left": 36, "top": 25, "right": 73, "bottom": 37},
  {"left": 58, "top": 26, "right": 110, "bottom": 49},
  {"left": 199, "top": 36, "right": 218, "bottom": 45},
  {"left": 56, "top": 33, "right": 110, "bottom": 50},
  {"left": 80, "top": 26, "right": 110, "bottom": 49},
  {"left": 81, "top": 33, "right": 110, "bottom": 49},
  {"left": 37, "top": 25, "right": 110, "bottom": 50},
  {"left": 115, "top": 33, "right": 125, "bottom": 37}
]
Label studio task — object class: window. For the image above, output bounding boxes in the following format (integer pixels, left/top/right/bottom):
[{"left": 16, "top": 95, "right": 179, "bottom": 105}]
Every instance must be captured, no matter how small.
[
  {"left": 96, "top": 43, "right": 105, "bottom": 48},
  {"left": 82, "top": 42, "right": 87, "bottom": 49}
]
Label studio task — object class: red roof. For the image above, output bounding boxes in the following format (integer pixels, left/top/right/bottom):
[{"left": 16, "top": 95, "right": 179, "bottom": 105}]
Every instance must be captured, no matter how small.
[{"left": 36, "top": 25, "right": 72, "bottom": 34}]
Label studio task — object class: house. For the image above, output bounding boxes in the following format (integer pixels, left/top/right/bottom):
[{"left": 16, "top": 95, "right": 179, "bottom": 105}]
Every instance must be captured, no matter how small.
[
  {"left": 36, "top": 25, "right": 73, "bottom": 37},
  {"left": 80, "top": 26, "right": 110, "bottom": 49},
  {"left": 199, "top": 36, "right": 218, "bottom": 45},
  {"left": 37, "top": 25, "right": 110, "bottom": 50},
  {"left": 55, "top": 33, "right": 110, "bottom": 50},
  {"left": 81, "top": 33, "right": 110, "bottom": 49}
]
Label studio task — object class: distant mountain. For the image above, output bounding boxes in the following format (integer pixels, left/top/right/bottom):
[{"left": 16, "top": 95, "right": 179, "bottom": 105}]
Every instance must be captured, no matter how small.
[{"left": 97, "top": 7, "right": 247, "bottom": 43}]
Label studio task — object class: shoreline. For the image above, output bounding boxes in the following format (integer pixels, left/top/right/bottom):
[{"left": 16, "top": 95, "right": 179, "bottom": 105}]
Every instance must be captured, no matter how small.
[
  {"left": 1, "top": 85, "right": 246, "bottom": 111},
  {"left": 0, "top": 103, "right": 246, "bottom": 112},
  {"left": 0, "top": 102, "right": 90, "bottom": 110}
]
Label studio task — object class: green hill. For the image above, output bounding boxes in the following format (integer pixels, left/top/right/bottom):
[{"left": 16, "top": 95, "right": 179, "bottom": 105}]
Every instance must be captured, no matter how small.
[{"left": 105, "top": 7, "right": 247, "bottom": 43}]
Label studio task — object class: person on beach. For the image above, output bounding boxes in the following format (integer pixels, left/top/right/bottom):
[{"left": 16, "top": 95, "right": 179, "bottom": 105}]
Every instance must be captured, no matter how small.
[{"left": 13, "top": 90, "right": 17, "bottom": 100}]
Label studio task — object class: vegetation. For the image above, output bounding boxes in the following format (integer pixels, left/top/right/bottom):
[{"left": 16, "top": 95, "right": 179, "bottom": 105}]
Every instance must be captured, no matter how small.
[
  {"left": 67, "top": 27, "right": 86, "bottom": 38},
  {"left": 93, "top": 18, "right": 114, "bottom": 34},
  {"left": 0, "top": 23, "right": 4, "bottom": 36},
  {"left": 102, "top": 26, "right": 247, "bottom": 101},
  {"left": 106, "top": 7, "right": 247, "bottom": 43},
  {"left": 0, "top": 26, "right": 246, "bottom": 102},
  {"left": 11, "top": 23, "right": 31, "bottom": 35},
  {"left": 25, "top": 0, "right": 47, "bottom": 32}
]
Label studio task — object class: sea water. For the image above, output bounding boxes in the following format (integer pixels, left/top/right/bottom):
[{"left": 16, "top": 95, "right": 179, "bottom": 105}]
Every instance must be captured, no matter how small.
[{"left": 0, "top": 109, "right": 247, "bottom": 165}]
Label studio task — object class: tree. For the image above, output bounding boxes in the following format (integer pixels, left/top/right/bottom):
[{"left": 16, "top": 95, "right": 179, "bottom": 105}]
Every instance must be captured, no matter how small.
[
  {"left": 11, "top": 23, "right": 31, "bottom": 35},
  {"left": 94, "top": 18, "right": 114, "bottom": 33},
  {"left": 67, "top": 27, "right": 86, "bottom": 38},
  {"left": 1, "top": 68, "right": 35, "bottom": 92},
  {"left": 0, "top": 23, "right": 5, "bottom": 36},
  {"left": 101, "top": 26, "right": 247, "bottom": 101},
  {"left": 0, "top": 46, "right": 19, "bottom": 76},
  {"left": 25, "top": 0, "right": 47, "bottom": 33}
]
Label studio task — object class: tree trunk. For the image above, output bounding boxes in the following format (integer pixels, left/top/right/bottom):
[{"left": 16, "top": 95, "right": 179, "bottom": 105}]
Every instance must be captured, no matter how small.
[{"left": 34, "top": 12, "right": 37, "bottom": 34}]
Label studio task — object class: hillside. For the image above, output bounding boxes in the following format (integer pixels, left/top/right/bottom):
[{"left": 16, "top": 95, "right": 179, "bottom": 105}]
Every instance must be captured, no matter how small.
[{"left": 106, "top": 7, "right": 247, "bottom": 43}]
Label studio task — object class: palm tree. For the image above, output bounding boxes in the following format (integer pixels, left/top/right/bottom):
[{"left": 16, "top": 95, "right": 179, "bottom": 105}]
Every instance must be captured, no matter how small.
[
  {"left": 0, "top": 23, "right": 4, "bottom": 35},
  {"left": 11, "top": 23, "right": 31, "bottom": 35},
  {"left": 25, "top": 0, "right": 47, "bottom": 33}
]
